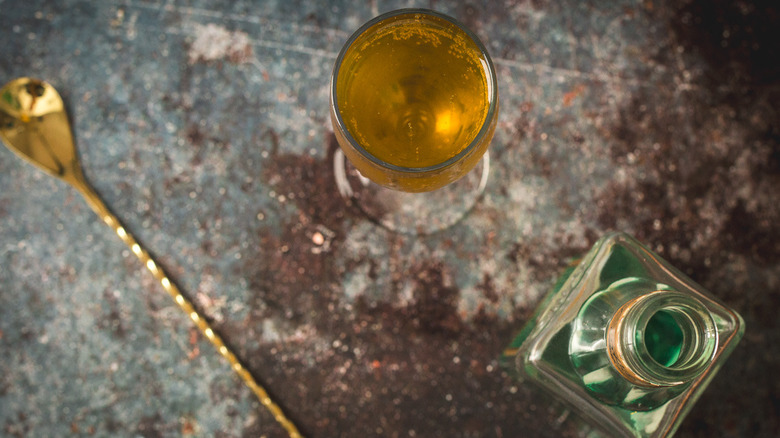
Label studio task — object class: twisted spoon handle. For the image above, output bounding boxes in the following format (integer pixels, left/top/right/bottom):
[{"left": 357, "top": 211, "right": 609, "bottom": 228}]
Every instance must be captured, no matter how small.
[{"left": 72, "top": 175, "right": 302, "bottom": 438}]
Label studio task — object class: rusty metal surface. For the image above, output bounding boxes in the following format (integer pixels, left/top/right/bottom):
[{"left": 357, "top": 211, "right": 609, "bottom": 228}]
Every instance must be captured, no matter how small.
[{"left": 0, "top": 0, "right": 778, "bottom": 437}]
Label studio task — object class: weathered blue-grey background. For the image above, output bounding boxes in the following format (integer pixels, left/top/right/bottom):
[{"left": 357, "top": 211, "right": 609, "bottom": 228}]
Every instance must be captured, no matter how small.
[{"left": 1, "top": 0, "right": 778, "bottom": 437}]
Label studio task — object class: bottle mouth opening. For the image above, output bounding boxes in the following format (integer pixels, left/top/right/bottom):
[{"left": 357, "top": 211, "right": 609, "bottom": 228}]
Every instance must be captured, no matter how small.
[{"left": 608, "top": 291, "right": 719, "bottom": 387}]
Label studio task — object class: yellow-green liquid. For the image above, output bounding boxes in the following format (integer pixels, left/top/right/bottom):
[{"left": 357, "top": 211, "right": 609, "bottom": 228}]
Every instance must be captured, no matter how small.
[{"left": 336, "top": 14, "right": 490, "bottom": 168}]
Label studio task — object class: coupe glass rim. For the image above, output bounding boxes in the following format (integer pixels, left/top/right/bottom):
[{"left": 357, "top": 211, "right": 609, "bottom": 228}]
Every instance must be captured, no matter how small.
[{"left": 330, "top": 8, "right": 498, "bottom": 174}]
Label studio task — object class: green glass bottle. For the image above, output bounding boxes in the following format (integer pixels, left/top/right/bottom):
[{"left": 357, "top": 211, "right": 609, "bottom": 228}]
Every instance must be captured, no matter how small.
[{"left": 503, "top": 232, "right": 744, "bottom": 437}]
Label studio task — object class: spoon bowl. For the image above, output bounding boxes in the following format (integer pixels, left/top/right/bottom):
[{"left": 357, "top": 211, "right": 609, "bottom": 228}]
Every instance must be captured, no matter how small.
[{"left": 0, "top": 78, "right": 80, "bottom": 183}]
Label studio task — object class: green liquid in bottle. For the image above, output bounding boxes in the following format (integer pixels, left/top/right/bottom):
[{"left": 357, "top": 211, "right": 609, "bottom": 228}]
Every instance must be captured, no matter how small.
[{"left": 645, "top": 310, "right": 684, "bottom": 367}]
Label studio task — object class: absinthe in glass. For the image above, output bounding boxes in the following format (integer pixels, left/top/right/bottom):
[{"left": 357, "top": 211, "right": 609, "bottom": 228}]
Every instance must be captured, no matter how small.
[{"left": 336, "top": 13, "right": 489, "bottom": 169}]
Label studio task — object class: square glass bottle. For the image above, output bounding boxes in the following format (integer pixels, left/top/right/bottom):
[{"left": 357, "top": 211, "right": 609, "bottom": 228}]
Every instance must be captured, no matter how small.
[{"left": 504, "top": 232, "right": 744, "bottom": 437}]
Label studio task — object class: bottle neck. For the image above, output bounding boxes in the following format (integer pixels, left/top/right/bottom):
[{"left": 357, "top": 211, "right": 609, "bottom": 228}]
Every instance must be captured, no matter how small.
[{"left": 606, "top": 290, "right": 718, "bottom": 387}]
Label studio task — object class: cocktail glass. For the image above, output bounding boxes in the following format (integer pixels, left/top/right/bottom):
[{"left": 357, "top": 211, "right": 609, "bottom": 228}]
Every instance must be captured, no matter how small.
[{"left": 330, "top": 9, "right": 498, "bottom": 235}]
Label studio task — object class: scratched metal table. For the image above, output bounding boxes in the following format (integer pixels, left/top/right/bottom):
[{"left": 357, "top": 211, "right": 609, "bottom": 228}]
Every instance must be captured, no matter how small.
[{"left": 1, "top": 0, "right": 778, "bottom": 437}]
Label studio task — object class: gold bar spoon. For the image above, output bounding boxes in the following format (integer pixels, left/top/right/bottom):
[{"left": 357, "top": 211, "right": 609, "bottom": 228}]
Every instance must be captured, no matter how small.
[{"left": 0, "top": 78, "right": 302, "bottom": 438}]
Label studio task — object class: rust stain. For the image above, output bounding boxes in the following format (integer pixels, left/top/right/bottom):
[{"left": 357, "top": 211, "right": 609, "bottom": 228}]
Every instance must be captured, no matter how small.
[
  {"left": 187, "top": 327, "right": 200, "bottom": 359},
  {"left": 181, "top": 416, "right": 198, "bottom": 435},
  {"left": 562, "top": 84, "right": 586, "bottom": 107}
]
